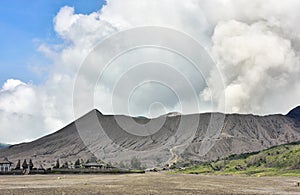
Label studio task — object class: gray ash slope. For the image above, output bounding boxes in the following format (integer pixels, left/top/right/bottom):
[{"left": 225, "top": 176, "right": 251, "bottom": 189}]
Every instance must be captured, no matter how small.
[{"left": 1, "top": 107, "right": 300, "bottom": 168}]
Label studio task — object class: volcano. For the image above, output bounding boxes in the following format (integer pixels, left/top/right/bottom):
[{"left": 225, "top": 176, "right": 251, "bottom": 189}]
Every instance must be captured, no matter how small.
[{"left": 1, "top": 107, "right": 300, "bottom": 168}]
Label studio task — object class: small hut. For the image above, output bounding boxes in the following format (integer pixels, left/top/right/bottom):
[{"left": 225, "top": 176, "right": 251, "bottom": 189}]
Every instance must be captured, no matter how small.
[
  {"left": 0, "top": 157, "right": 13, "bottom": 172},
  {"left": 84, "top": 162, "right": 104, "bottom": 169},
  {"left": 84, "top": 156, "right": 105, "bottom": 169}
]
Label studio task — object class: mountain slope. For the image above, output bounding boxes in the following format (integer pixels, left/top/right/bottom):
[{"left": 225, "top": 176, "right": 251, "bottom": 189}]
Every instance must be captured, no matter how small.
[
  {"left": 176, "top": 141, "right": 300, "bottom": 176},
  {"left": 0, "top": 111, "right": 96, "bottom": 168},
  {"left": 1, "top": 107, "right": 300, "bottom": 168},
  {"left": 184, "top": 113, "right": 300, "bottom": 162}
]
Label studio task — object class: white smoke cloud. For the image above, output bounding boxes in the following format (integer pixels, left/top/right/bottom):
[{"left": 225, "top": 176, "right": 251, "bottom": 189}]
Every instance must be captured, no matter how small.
[
  {"left": 1, "top": 0, "right": 300, "bottom": 143},
  {"left": 208, "top": 20, "right": 300, "bottom": 113}
]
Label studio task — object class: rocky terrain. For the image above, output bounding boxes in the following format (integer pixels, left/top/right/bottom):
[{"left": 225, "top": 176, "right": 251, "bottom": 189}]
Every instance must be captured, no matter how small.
[{"left": 0, "top": 106, "right": 300, "bottom": 168}]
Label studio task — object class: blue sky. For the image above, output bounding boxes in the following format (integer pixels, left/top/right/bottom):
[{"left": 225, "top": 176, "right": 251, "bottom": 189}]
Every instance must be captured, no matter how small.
[{"left": 0, "top": 0, "right": 106, "bottom": 85}]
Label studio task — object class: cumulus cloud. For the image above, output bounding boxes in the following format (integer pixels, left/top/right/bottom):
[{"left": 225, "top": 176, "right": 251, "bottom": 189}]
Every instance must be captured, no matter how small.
[
  {"left": 0, "top": 80, "right": 43, "bottom": 143},
  {"left": 0, "top": 78, "right": 72, "bottom": 143},
  {"left": 1, "top": 0, "right": 300, "bottom": 143}
]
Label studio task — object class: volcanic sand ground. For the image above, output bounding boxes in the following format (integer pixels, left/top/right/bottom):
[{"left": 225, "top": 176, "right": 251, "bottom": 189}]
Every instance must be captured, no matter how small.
[{"left": 0, "top": 172, "right": 300, "bottom": 194}]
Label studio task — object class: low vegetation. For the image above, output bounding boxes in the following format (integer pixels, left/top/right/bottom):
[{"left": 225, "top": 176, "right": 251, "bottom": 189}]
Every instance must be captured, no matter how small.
[{"left": 174, "top": 142, "right": 300, "bottom": 177}]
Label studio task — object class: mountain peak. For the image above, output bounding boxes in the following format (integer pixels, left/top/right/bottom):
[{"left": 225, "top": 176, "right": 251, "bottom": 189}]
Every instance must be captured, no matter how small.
[
  {"left": 287, "top": 106, "right": 300, "bottom": 120},
  {"left": 92, "top": 108, "right": 102, "bottom": 114},
  {"left": 86, "top": 108, "right": 104, "bottom": 116}
]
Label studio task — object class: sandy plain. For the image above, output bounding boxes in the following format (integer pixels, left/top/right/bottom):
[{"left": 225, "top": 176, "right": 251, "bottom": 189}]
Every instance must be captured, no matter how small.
[{"left": 0, "top": 172, "right": 300, "bottom": 194}]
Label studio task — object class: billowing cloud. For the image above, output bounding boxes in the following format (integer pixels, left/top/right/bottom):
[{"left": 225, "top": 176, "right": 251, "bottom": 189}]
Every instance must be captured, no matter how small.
[
  {"left": 1, "top": 0, "right": 300, "bottom": 143},
  {"left": 209, "top": 20, "right": 300, "bottom": 113}
]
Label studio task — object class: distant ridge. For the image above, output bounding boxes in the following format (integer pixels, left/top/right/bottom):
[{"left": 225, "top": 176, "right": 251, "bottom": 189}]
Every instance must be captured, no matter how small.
[
  {"left": 287, "top": 106, "right": 300, "bottom": 121},
  {"left": 0, "top": 143, "right": 10, "bottom": 149}
]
